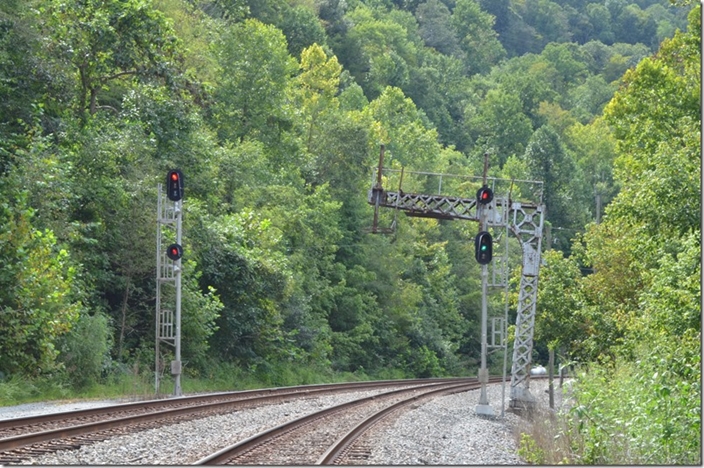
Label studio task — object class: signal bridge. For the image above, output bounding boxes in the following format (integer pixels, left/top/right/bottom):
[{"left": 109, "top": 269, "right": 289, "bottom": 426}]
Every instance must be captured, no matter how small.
[{"left": 367, "top": 149, "right": 545, "bottom": 411}]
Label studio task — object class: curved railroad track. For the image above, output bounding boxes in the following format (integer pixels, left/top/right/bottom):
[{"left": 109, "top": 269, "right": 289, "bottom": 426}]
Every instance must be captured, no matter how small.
[
  {"left": 196, "top": 377, "right": 503, "bottom": 465},
  {"left": 0, "top": 377, "right": 473, "bottom": 464}
]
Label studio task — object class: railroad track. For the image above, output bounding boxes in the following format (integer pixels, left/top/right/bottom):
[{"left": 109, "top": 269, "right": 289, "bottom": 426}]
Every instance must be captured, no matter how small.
[
  {"left": 196, "top": 377, "right": 502, "bottom": 465},
  {"left": 0, "top": 377, "right": 472, "bottom": 464}
]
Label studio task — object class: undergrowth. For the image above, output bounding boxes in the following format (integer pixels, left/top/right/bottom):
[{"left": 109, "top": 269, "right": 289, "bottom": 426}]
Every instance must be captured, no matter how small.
[
  {"left": 0, "top": 361, "right": 394, "bottom": 407},
  {"left": 515, "top": 355, "right": 701, "bottom": 465},
  {"left": 515, "top": 401, "right": 575, "bottom": 465}
]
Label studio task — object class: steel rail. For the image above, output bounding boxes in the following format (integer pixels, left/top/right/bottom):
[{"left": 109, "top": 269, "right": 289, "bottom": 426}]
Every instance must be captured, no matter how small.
[
  {"left": 0, "top": 377, "right": 468, "bottom": 431},
  {"left": 317, "top": 376, "right": 504, "bottom": 465},
  {"left": 0, "top": 377, "right": 472, "bottom": 457},
  {"left": 195, "top": 380, "right": 480, "bottom": 465}
]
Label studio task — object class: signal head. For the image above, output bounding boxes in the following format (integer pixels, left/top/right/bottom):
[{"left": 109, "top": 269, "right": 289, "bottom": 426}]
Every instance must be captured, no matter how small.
[
  {"left": 476, "top": 185, "right": 493, "bottom": 205},
  {"left": 474, "top": 231, "right": 493, "bottom": 265},
  {"left": 166, "top": 169, "right": 184, "bottom": 201},
  {"left": 166, "top": 243, "right": 183, "bottom": 261}
]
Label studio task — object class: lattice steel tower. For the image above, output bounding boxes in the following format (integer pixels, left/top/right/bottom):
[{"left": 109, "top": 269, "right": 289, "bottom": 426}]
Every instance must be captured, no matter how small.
[
  {"left": 368, "top": 146, "right": 544, "bottom": 410},
  {"left": 155, "top": 170, "right": 184, "bottom": 397}
]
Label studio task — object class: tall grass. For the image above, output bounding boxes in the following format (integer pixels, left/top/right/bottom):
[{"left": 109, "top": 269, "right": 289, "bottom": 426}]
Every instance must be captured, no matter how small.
[
  {"left": 0, "top": 361, "right": 387, "bottom": 407},
  {"left": 515, "top": 353, "right": 701, "bottom": 465}
]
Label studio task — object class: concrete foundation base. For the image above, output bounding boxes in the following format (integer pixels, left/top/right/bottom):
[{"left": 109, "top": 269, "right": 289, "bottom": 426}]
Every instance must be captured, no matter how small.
[
  {"left": 509, "top": 386, "right": 537, "bottom": 411},
  {"left": 475, "top": 404, "right": 495, "bottom": 417}
]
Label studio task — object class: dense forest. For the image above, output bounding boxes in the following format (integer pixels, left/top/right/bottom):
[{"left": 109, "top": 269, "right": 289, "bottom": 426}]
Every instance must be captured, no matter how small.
[{"left": 0, "top": 0, "right": 699, "bottom": 463}]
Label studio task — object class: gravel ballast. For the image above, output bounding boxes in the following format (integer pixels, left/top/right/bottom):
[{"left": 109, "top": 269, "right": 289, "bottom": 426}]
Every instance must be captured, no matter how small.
[
  {"left": 6, "top": 379, "right": 567, "bottom": 465},
  {"left": 0, "top": 398, "right": 135, "bottom": 420},
  {"left": 364, "top": 379, "right": 566, "bottom": 465}
]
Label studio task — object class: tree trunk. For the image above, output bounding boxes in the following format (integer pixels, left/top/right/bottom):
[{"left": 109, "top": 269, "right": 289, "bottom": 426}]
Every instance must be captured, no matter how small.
[
  {"left": 118, "top": 276, "right": 131, "bottom": 361},
  {"left": 559, "top": 346, "right": 565, "bottom": 388},
  {"left": 90, "top": 87, "right": 98, "bottom": 115},
  {"left": 595, "top": 191, "right": 602, "bottom": 224},
  {"left": 548, "top": 347, "right": 555, "bottom": 409}
]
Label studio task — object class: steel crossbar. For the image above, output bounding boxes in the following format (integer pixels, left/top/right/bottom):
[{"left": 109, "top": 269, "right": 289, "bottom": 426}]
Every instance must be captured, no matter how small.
[{"left": 368, "top": 167, "right": 544, "bottom": 409}]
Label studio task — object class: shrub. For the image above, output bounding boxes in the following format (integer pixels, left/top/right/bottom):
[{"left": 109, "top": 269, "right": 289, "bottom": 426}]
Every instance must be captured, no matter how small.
[{"left": 57, "top": 312, "right": 112, "bottom": 389}]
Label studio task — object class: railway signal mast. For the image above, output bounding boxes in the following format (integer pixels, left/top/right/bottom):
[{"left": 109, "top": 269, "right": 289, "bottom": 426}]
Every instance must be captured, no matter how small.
[
  {"left": 474, "top": 155, "right": 494, "bottom": 416},
  {"left": 156, "top": 169, "right": 184, "bottom": 396},
  {"left": 368, "top": 146, "right": 545, "bottom": 413}
]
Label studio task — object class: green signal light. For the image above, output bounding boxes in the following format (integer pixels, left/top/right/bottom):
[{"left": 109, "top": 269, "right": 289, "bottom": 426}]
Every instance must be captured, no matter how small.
[{"left": 475, "top": 231, "right": 492, "bottom": 265}]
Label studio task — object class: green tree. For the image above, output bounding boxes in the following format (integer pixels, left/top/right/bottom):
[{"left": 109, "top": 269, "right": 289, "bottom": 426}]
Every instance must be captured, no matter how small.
[
  {"left": 0, "top": 2, "right": 59, "bottom": 166},
  {"left": 564, "top": 118, "right": 617, "bottom": 223},
  {"left": 565, "top": 6, "right": 701, "bottom": 463},
  {"left": 523, "top": 125, "right": 587, "bottom": 252},
  {"left": 534, "top": 250, "right": 585, "bottom": 360},
  {"left": 344, "top": 5, "right": 420, "bottom": 99},
  {"left": 586, "top": 3, "right": 615, "bottom": 44},
  {"left": 563, "top": 4, "right": 594, "bottom": 44},
  {"left": 55, "top": 117, "right": 160, "bottom": 365},
  {"left": 212, "top": 18, "right": 297, "bottom": 144},
  {"left": 364, "top": 86, "right": 445, "bottom": 172},
  {"left": 405, "top": 50, "right": 471, "bottom": 150},
  {"left": 415, "top": 0, "right": 461, "bottom": 57},
  {"left": 450, "top": 0, "right": 506, "bottom": 75},
  {"left": 541, "top": 42, "right": 589, "bottom": 95},
  {"left": 279, "top": 5, "right": 327, "bottom": 58},
  {"left": 256, "top": 183, "right": 343, "bottom": 364},
  {"left": 567, "top": 74, "right": 617, "bottom": 122},
  {"left": 179, "top": 257, "right": 223, "bottom": 372},
  {"left": 327, "top": 265, "right": 382, "bottom": 372},
  {"left": 489, "top": 54, "right": 560, "bottom": 127},
  {"left": 44, "top": 0, "right": 180, "bottom": 119},
  {"left": 522, "top": 0, "right": 571, "bottom": 45},
  {"left": 478, "top": 0, "right": 510, "bottom": 34},
  {"left": 57, "top": 311, "right": 112, "bottom": 388},
  {"left": 0, "top": 185, "right": 80, "bottom": 375},
  {"left": 467, "top": 88, "right": 533, "bottom": 167},
  {"left": 295, "top": 44, "right": 342, "bottom": 151},
  {"left": 194, "top": 209, "right": 293, "bottom": 364},
  {"left": 604, "top": 16, "right": 700, "bottom": 237},
  {"left": 613, "top": 4, "right": 658, "bottom": 47}
]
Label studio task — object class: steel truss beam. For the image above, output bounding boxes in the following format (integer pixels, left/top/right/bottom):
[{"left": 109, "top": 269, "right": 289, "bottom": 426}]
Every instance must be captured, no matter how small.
[
  {"left": 368, "top": 174, "right": 544, "bottom": 408},
  {"left": 508, "top": 202, "right": 544, "bottom": 408}
]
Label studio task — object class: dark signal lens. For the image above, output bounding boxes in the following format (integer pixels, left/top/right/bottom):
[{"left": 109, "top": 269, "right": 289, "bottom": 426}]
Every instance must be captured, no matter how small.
[
  {"left": 166, "top": 169, "right": 184, "bottom": 201},
  {"left": 475, "top": 231, "right": 492, "bottom": 265},
  {"left": 476, "top": 186, "right": 493, "bottom": 205},
  {"left": 166, "top": 243, "right": 183, "bottom": 261}
]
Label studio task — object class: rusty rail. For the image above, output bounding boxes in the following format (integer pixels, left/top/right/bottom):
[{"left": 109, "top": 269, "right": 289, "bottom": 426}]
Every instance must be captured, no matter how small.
[
  {"left": 0, "top": 377, "right": 472, "bottom": 463},
  {"left": 195, "top": 379, "right": 491, "bottom": 465}
]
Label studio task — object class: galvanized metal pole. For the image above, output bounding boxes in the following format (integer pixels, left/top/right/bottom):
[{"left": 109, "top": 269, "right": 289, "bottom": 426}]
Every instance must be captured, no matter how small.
[
  {"left": 501, "top": 225, "right": 510, "bottom": 418},
  {"left": 155, "top": 185, "right": 162, "bottom": 395},
  {"left": 476, "top": 152, "right": 494, "bottom": 417},
  {"left": 173, "top": 200, "right": 183, "bottom": 397},
  {"left": 475, "top": 262, "right": 494, "bottom": 416}
]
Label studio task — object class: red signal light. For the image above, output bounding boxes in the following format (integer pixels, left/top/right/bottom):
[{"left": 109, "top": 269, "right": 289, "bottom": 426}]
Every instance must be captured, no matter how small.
[
  {"left": 476, "top": 185, "right": 493, "bottom": 205},
  {"left": 166, "top": 169, "right": 184, "bottom": 201},
  {"left": 166, "top": 243, "right": 183, "bottom": 261}
]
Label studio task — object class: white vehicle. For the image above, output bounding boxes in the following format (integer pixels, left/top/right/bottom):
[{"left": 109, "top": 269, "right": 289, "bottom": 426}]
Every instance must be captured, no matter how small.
[{"left": 530, "top": 365, "right": 547, "bottom": 375}]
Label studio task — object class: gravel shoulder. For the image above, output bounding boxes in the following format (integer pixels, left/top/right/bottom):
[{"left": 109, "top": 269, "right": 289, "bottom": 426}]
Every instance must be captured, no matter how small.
[
  {"left": 364, "top": 378, "right": 570, "bottom": 465},
  {"left": 0, "top": 398, "right": 137, "bottom": 420},
  {"left": 5, "top": 379, "right": 570, "bottom": 465}
]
